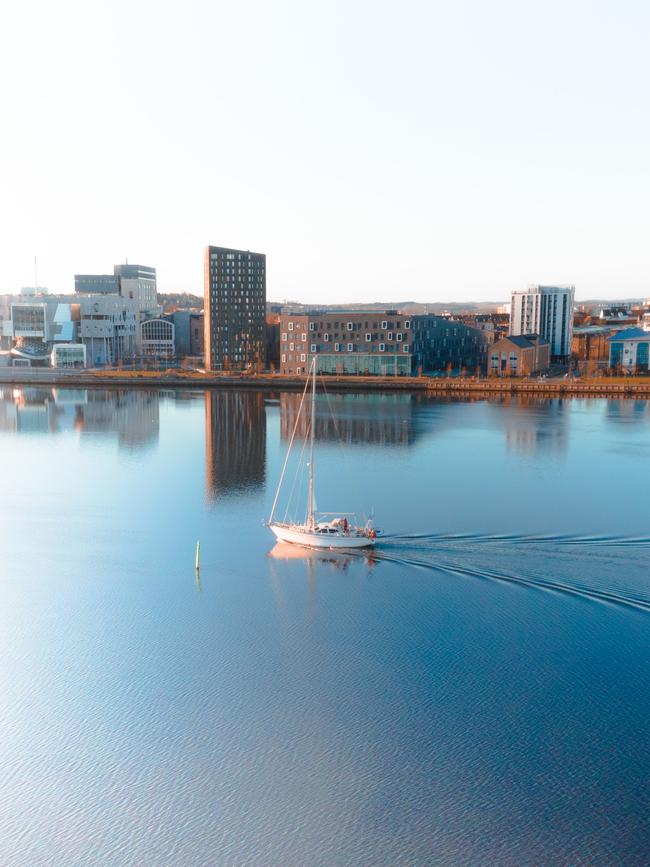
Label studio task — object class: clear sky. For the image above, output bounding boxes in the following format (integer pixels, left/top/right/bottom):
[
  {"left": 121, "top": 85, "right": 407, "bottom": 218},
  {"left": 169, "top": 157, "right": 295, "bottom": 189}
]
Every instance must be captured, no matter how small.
[{"left": 1, "top": 0, "right": 649, "bottom": 303}]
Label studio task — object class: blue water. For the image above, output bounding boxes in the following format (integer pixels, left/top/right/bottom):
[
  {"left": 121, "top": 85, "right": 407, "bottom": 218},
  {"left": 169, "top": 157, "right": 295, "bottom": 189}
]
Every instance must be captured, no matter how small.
[{"left": 0, "top": 387, "right": 649, "bottom": 864}]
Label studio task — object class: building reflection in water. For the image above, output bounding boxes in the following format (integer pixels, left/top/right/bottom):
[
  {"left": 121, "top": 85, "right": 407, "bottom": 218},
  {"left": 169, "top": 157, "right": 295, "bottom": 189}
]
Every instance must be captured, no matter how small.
[
  {"left": 279, "top": 392, "right": 416, "bottom": 447},
  {"left": 204, "top": 390, "right": 266, "bottom": 500},
  {"left": 605, "top": 398, "right": 650, "bottom": 424},
  {"left": 490, "top": 395, "right": 569, "bottom": 456},
  {"left": 0, "top": 386, "right": 159, "bottom": 449}
]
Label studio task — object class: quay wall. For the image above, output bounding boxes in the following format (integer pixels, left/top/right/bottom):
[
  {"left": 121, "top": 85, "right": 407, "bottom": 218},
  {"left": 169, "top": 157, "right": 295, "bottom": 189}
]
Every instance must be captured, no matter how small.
[{"left": 1, "top": 368, "right": 650, "bottom": 397}]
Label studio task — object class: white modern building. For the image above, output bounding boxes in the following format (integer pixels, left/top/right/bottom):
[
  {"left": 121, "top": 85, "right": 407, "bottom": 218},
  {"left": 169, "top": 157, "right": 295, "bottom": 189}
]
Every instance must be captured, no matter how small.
[
  {"left": 510, "top": 284, "right": 575, "bottom": 358},
  {"left": 78, "top": 295, "right": 137, "bottom": 366},
  {"left": 0, "top": 291, "right": 138, "bottom": 367}
]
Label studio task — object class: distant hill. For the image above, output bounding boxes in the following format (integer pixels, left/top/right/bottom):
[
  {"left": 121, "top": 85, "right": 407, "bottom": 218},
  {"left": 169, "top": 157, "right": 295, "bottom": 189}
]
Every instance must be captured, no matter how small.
[
  {"left": 159, "top": 292, "right": 203, "bottom": 311},
  {"left": 268, "top": 300, "right": 507, "bottom": 313}
]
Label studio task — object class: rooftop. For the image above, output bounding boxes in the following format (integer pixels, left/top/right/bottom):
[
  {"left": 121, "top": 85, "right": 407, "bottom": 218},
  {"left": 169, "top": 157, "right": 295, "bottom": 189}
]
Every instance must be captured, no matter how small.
[
  {"left": 608, "top": 327, "right": 649, "bottom": 342},
  {"left": 501, "top": 334, "right": 549, "bottom": 349}
]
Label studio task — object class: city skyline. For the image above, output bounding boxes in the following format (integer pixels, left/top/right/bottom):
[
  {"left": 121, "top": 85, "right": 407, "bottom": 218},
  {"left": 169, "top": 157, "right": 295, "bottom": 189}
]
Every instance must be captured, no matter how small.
[{"left": 2, "top": 1, "right": 650, "bottom": 303}]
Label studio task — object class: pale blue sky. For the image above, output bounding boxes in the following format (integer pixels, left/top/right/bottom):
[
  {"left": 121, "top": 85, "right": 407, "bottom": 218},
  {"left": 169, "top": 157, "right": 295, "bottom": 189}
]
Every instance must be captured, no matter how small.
[{"left": 1, "top": 0, "right": 648, "bottom": 302}]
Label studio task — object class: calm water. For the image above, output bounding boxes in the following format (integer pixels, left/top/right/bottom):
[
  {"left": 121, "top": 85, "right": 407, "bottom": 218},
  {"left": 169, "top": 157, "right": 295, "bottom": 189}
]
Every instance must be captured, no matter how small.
[{"left": 1, "top": 386, "right": 649, "bottom": 865}]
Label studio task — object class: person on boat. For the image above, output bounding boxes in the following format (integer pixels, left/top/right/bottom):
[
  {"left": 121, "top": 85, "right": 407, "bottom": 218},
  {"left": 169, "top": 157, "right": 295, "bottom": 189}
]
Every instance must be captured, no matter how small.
[{"left": 341, "top": 516, "right": 349, "bottom": 534}]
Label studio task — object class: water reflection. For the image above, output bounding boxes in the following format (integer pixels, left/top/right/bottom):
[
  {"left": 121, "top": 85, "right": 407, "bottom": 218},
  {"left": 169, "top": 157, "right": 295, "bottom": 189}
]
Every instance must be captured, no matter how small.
[
  {"left": 280, "top": 392, "right": 416, "bottom": 446},
  {"left": 268, "top": 541, "right": 377, "bottom": 571},
  {"left": 495, "top": 396, "right": 569, "bottom": 457},
  {"left": 2, "top": 387, "right": 640, "bottom": 485},
  {"left": 205, "top": 390, "right": 266, "bottom": 500},
  {"left": 605, "top": 399, "right": 650, "bottom": 424},
  {"left": 0, "top": 386, "right": 159, "bottom": 448}
]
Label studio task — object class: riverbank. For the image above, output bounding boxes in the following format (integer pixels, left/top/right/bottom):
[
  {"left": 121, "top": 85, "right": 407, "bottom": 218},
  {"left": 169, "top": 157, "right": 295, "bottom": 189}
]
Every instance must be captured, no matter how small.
[{"left": 2, "top": 367, "right": 650, "bottom": 396}]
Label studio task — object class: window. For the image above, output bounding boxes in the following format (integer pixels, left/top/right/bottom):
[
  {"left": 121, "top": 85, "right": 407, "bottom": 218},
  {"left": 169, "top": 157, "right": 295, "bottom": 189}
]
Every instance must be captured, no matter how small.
[
  {"left": 288, "top": 322, "right": 294, "bottom": 331},
  {"left": 281, "top": 333, "right": 287, "bottom": 341},
  {"left": 346, "top": 322, "right": 353, "bottom": 331},
  {"left": 403, "top": 344, "right": 409, "bottom": 353},
  {"left": 405, "top": 321, "right": 411, "bottom": 329},
  {"left": 309, "top": 322, "right": 315, "bottom": 331},
  {"left": 397, "top": 333, "right": 403, "bottom": 341},
  {"left": 365, "top": 333, "right": 371, "bottom": 342},
  {"left": 289, "top": 342, "right": 294, "bottom": 351},
  {"left": 387, "top": 332, "right": 393, "bottom": 340},
  {"left": 281, "top": 353, "right": 286, "bottom": 363},
  {"left": 334, "top": 342, "right": 340, "bottom": 351},
  {"left": 379, "top": 343, "right": 385, "bottom": 352},
  {"left": 347, "top": 343, "right": 354, "bottom": 351},
  {"left": 300, "top": 353, "right": 306, "bottom": 362},
  {"left": 301, "top": 333, "right": 307, "bottom": 342},
  {"left": 311, "top": 343, "right": 317, "bottom": 352},
  {"left": 381, "top": 321, "right": 388, "bottom": 330},
  {"left": 324, "top": 332, "right": 330, "bottom": 341}
]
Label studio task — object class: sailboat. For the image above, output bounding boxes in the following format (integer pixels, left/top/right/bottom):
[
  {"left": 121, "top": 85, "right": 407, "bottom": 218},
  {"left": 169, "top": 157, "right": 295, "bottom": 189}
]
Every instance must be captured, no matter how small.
[{"left": 267, "top": 356, "right": 378, "bottom": 549}]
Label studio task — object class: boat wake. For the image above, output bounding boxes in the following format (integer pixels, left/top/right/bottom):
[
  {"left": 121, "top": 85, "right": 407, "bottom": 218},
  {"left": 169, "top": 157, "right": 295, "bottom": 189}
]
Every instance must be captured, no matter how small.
[
  {"left": 370, "top": 546, "right": 650, "bottom": 614},
  {"left": 383, "top": 531, "right": 650, "bottom": 549}
]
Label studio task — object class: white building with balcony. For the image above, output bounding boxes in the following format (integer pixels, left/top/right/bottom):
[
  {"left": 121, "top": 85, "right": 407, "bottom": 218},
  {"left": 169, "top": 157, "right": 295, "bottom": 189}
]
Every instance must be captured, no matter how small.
[{"left": 510, "top": 285, "right": 575, "bottom": 358}]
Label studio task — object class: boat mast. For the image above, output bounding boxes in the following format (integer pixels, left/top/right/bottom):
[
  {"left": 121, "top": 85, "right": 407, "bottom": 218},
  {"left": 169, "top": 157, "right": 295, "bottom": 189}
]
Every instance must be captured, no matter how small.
[{"left": 307, "top": 355, "right": 316, "bottom": 529}]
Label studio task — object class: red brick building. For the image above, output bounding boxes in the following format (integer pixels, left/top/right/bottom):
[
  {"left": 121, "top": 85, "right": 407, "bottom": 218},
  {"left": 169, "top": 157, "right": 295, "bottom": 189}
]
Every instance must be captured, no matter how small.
[
  {"left": 489, "top": 335, "right": 550, "bottom": 377},
  {"left": 279, "top": 311, "right": 412, "bottom": 375}
]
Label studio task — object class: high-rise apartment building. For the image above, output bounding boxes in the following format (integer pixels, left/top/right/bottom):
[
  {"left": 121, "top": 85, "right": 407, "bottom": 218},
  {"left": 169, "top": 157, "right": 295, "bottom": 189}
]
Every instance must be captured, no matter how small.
[
  {"left": 204, "top": 246, "right": 266, "bottom": 370},
  {"left": 510, "top": 285, "right": 575, "bottom": 358}
]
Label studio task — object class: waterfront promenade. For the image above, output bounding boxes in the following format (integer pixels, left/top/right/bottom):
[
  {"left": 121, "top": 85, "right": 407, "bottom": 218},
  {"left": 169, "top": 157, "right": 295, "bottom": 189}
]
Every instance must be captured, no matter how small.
[{"left": 2, "top": 367, "right": 650, "bottom": 396}]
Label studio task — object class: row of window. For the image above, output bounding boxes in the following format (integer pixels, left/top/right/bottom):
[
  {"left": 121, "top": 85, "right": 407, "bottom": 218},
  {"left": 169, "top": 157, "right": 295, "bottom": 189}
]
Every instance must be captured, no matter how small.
[
  {"left": 281, "top": 344, "right": 410, "bottom": 361},
  {"left": 281, "top": 331, "right": 407, "bottom": 343},
  {"left": 286, "top": 320, "right": 410, "bottom": 332}
]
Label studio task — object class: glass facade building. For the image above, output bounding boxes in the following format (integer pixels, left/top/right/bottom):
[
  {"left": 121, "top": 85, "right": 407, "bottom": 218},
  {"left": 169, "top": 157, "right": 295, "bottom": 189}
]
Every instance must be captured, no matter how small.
[
  {"left": 411, "top": 316, "right": 489, "bottom": 373},
  {"left": 74, "top": 275, "right": 120, "bottom": 294}
]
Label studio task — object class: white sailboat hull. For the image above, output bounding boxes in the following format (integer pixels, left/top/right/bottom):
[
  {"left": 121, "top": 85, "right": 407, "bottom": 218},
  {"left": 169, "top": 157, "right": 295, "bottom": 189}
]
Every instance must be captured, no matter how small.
[{"left": 270, "top": 523, "right": 375, "bottom": 549}]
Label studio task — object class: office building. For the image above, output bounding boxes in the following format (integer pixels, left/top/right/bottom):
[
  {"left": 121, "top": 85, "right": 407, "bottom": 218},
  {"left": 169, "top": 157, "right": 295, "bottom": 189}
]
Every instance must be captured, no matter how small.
[
  {"left": 572, "top": 325, "right": 630, "bottom": 364},
  {"left": 204, "top": 246, "right": 266, "bottom": 370},
  {"left": 0, "top": 290, "right": 138, "bottom": 367},
  {"left": 75, "top": 264, "right": 157, "bottom": 312},
  {"left": 74, "top": 275, "right": 120, "bottom": 294},
  {"left": 411, "top": 316, "right": 489, "bottom": 373},
  {"left": 167, "top": 310, "right": 204, "bottom": 359},
  {"left": 609, "top": 328, "right": 650, "bottom": 371},
  {"left": 114, "top": 264, "right": 158, "bottom": 316},
  {"left": 2, "top": 293, "right": 81, "bottom": 366},
  {"left": 510, "top": 285, "right": 574, "bottom": 358},
  {"left": 78, "top": 295, "right": 137, "bottom": 365},
  {"left": 74, "top": 263, "right": 159, "bottom": 353}
]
